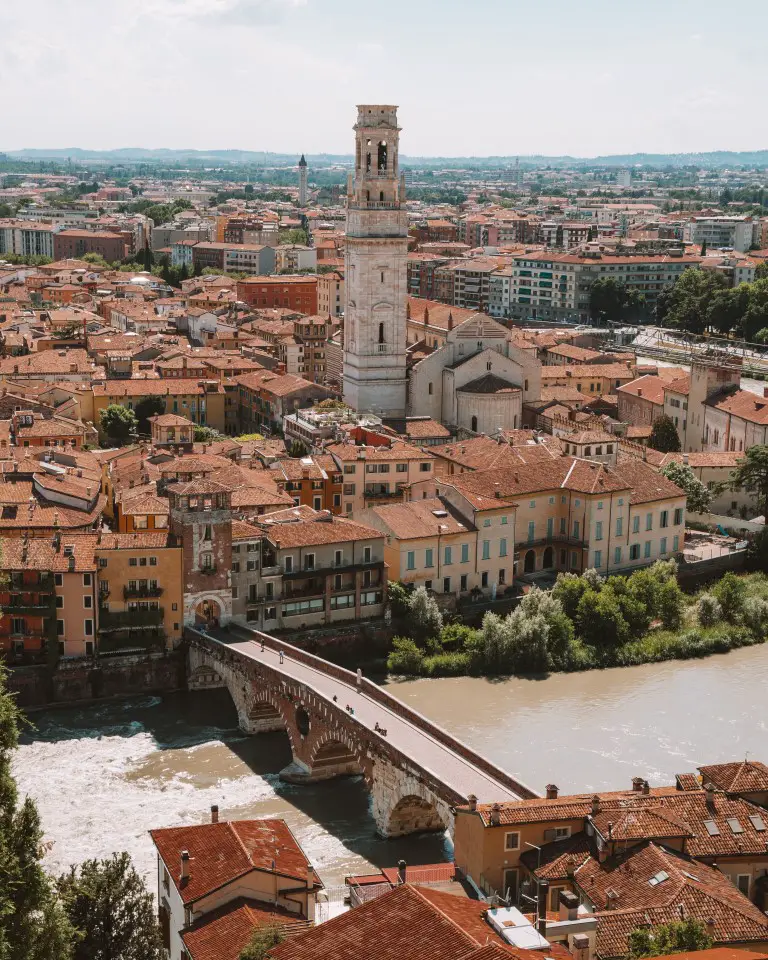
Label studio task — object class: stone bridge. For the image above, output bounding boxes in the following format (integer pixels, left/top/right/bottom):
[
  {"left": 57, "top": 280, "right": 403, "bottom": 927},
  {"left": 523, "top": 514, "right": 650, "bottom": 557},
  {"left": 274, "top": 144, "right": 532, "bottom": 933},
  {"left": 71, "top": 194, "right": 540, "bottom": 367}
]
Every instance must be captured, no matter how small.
[{"left": 186, "top": 624, "right": 537, "bottom": 838}]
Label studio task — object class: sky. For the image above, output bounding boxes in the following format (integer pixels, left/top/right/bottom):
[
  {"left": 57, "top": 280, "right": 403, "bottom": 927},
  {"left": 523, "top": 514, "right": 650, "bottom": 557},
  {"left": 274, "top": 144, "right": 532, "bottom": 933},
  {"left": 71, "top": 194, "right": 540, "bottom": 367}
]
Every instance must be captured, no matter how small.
[{"left": 2, "top": 0, "right": 768, "bottom": 158}]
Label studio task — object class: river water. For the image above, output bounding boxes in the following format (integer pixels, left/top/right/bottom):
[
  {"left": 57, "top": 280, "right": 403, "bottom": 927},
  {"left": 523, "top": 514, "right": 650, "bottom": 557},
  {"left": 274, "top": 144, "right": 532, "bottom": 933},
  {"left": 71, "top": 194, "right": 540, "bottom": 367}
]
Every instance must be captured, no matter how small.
[{"left": 12, "top": 644, "right": 768, "bottom": 893}]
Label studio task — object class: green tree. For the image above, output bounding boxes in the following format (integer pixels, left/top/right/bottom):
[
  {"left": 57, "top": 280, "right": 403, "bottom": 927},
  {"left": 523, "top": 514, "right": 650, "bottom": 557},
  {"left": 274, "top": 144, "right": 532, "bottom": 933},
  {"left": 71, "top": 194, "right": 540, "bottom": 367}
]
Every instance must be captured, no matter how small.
[
  {"left": 730, "top": 444, "right": 768, "bottom": 518},
  {"left": 99, "top": 404, "right": 137, "bottom": 445},
  {"left": 239, "top": 924, "right": 285, "bottom": 960},
  {"left": 659, "top": 460, "right": 712, "bottom": 514},
  {"left": 658, "top": 268, "right": 728, "bottom": 333},
  {"left": 627, "top": 918, "right": 713, "bottom": 959},
  {"left": 746, "top": 527, "right": 768, "bottom": 573},
  {"left": 697, "top": 592, "right": 723, "bottom": 627},
  {"left": 409, "top": 586, "right": 443, "bottom": 640},
  {"left": 712, "top": 572, "right": 747, "bottom": 623},
  {"left": 740, "top": 278, "right": 768, "bottom": 341},
  {"left": 278, "top": 228, "right": 309, "bottom": 246},
  {"left": 387, "top": 637, "right": 424, "bottom": 675},
  {"left": 656, "top": 578, "right": 685, "bottom": 630},
  {"left": 288, "top": 439, "right": 308, "bottom": 458},
  {"left": 57, "top": 852, "right": 161, "bottom": 960},
  {"left": 0, "top": 666, "right": 75, "bottom": 960},
  {"left": 700, "top": 239, "right": 707, "bottom": 256},
  {"left": 649, "top": 414, "right": 681, "bottom": 453},
  {"left": 552, "top": 573, "right": 590, "bottom": 620},
  {"left": 193, "top": 425, "right": 224, "bottom": 443},
  {"left": 387, "top": 581, "right": 411, "bottom": 621},
  {"left": 133, "top": 396, "right": 166, "bottom": 436},
  {"left": 576, "top": 587, "right": 630, "bottom": 648},
  {"left": 81, "top": 252, "right": 111, "bottom": 268}
]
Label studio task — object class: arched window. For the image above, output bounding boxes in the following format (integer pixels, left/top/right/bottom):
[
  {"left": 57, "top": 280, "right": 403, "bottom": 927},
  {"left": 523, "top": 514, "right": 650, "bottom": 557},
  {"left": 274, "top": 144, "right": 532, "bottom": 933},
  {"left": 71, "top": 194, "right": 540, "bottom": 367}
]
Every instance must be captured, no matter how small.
[
  {"left": 471, "top": 416, "right": 478, "bottom": 432},
  {"left": 380, "top": 191, "right": 384, "bottom": 202},
  {"left": 378, "top": 140, "right": 388, "bottom": 172},
  {"left": 366, "top": 141, "right": 372, "bottom": 173},
  {"left": 378, "top": 322, "right": 385, "bottom": 344}
]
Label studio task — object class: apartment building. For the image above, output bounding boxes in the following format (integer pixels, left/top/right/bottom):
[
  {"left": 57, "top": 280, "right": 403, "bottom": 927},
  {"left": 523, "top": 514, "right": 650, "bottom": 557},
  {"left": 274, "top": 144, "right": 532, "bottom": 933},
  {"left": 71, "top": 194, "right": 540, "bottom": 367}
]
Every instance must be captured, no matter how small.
[
  {"left": 190, "top": 242, "right": 276, "bottom": 276},
  {"left": 234, "top": 371, "right": 332, "bottom": 434},
  {"left": 436, "top": 455, "right": 685, "bottom": 578},
  {"left": 684, "top": 216, "right": 758, "bottom": 253},
  {"left": 616, "top": 374, "right": 667, "bottom": 427},
  {"left": 317, "top": 270, "right": 344, "bottom": 317},
  {"left": 327, "top": 441, "right": 436, "bottom": 517},
  {"left": 53, "top": 230, "right": 127, "bottom": 262},
  {"left": 0, "top": 219, "right": 55, "bottom": 259},
  {"left": 275, "top": 244, "right": 316, "bottom": 273},
  {"left": 270, "top": 455, "right": 343, "bottom": 513},
  {"left": 92, "top": 379, "right": 227, "bottom": 434},
  {"left": 96, "top": 532, "right": 184, "bottom": 651},
  {"left": 450, "top": 259, "right": 498, "bottom": 311},
  {"left": 236, "top": 275, "right": 318, "bottom": 314},
  {"left": 488, "top": 266, "right": 512, "bottom": 318},
  {"left": 541, "top": 220, "right": 592, "bottom": 249},
  {"left": 229, "top": 511, "right": 386, "bottom": 632},
  {"left": 364, "top": 496, "right": 486, "bottom": 596},
  {"left": 0, "top": 539, "right": 58, "bottom": 665},
  {"left": 293, "top": 315, "right": 330, "bottom": 383},
  {"left": 541, "top": 363, "right": 635, "bottom": 397},
  {"left": 406, "top": 253, "right": 450, "bottom": 300},
  {"left": 510, "top": 251, "right": 702, "bottom": 322}
]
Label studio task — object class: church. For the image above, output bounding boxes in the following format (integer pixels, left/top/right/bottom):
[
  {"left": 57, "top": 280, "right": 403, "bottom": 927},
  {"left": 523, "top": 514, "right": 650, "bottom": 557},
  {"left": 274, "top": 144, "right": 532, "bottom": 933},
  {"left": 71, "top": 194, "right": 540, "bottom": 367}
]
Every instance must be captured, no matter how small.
[{"left": 342, "top": 104, "right": 541, "bottom": 432}]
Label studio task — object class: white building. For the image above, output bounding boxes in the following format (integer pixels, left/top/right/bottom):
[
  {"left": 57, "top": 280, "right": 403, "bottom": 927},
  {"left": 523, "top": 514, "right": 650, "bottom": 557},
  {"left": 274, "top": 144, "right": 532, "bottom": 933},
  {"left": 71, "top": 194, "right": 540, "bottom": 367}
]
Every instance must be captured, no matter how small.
[
  {"left": 343, "top": 105, "right": 409, "bottom": 418},
  {"left": 684, "top": 217, "right": 758, "bottom": 253}
]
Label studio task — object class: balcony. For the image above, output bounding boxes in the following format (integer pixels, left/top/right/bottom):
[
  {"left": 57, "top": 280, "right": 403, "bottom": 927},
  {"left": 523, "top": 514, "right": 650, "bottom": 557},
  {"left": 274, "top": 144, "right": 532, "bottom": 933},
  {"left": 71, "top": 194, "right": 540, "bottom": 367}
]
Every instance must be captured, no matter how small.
[
  {"left": 99, "top": 607, "right": 164, "bottom": 631},
  {"left": 99, "top": 633, "right": 166, "bottom": 655},
  {"left": 8, "top": 572, "right": 54, "bottom": 591},
  {"left": 123, "top": 585, "right": 163, "bottom": 599},
  {"left": 283, "top": 558, "right": 384, "bottom": 579},
  {"left": 198, "top": 566, "right": 218, "bottom": 575},
  {"left": 363, "top": 487, "right": 404, "bottom": 501},
  {"left": 4, "top": 597, "right": 55, "bottom": 614}
]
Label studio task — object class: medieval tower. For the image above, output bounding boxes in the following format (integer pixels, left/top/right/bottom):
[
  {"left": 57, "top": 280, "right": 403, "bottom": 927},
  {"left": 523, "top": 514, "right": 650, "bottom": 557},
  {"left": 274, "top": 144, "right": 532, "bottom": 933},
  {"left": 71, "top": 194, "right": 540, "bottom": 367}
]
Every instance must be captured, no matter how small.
[
  {"left": 342, "top": 105, "right": 408, "bottom": 418},
  {"left": 298, "top": 154, "right": 308, "bottom": 206}
]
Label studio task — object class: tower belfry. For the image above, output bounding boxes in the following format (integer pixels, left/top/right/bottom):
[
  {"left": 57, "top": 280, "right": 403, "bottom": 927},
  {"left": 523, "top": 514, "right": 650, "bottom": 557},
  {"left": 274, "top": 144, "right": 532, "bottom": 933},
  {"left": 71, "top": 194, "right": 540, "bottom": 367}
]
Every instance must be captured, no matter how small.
[{"left": 342, "top": 105, "right": 408, "bottom": 418}]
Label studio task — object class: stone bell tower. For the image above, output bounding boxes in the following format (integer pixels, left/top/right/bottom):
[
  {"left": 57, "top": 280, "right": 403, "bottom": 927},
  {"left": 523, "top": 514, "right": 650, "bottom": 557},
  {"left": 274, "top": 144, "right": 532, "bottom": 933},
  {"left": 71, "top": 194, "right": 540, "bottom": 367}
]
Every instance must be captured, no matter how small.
[{"left": 342, "top": 105, "right": 408, "bottom": 418}]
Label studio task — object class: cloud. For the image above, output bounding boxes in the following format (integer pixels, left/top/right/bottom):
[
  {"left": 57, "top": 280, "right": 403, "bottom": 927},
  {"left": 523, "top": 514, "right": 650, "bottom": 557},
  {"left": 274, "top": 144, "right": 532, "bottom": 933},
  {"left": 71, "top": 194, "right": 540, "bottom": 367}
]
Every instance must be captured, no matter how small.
[{"left": 142, "top": 0, "right": 307, "bottom": 26}]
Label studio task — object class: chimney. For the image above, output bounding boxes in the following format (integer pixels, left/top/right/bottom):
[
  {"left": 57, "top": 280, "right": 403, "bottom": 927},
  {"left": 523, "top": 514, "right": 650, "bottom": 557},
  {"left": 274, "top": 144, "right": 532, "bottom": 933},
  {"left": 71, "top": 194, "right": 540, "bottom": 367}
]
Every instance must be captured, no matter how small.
[
  {"left": 705, "top": 782, "right": 716, "bottom": 807},
  {"left": 706, "top": 918, "right": 715, "bottom": 941},
  {"left": 397, "top": 860, "right": 407, "bottom": 885},
  {"left": 489, "top": 803, "right": 501, "bottom": 826},
  {"left": 559, "top": 890, "right": 579, "bottom": 922},
  {"left": 605, "top": 888, "right": 618, "bottom": 911},
  {"left": 572, "top": 933, "right": 590, "bottom": 960},
  {"left": 764, "top": 387, "right": 768, "bottom": 399},
  {"left": 210, "top": 804, "right": 219, "bottom": 823},
  {"left": 632, "top": 777, "right": 645, "bottom": 792},
  {"left": 467, "top": 794, "right": 478, "bottom": 812},
  {"left": 537, "top": 880, "right": 549, "bottom": 936},
  {"left": 642, "top": 780, "right": 650, "bottom": 796},
  {"left": 591, "top": 794, "right": 601, "bottom": 816},
  {"left": 545, "top": 784, "right": 559, "bottom": 800},
  {"left": 306, "top": 865, "right": 314, "bottom": 889},
  {"left": 180, "top": 850, "right": 190, "bottom": 882}
]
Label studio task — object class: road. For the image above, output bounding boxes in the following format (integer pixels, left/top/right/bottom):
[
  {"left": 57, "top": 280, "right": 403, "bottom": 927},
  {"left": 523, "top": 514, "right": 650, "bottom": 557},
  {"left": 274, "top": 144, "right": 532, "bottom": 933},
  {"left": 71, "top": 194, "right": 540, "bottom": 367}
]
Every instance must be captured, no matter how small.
[{"left": 209, "top": 626, "right": 527, "bottom": 804}]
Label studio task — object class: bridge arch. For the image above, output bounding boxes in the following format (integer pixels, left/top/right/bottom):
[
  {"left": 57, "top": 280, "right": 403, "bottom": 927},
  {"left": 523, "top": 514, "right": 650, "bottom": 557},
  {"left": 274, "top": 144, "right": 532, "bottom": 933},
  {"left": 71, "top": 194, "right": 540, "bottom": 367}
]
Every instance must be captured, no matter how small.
[
  {"left": 387, "top": 794, "right": 448, "bottom": 837},
  {"left": 306, "top": 731, "right": 366, "bottom": 781}
]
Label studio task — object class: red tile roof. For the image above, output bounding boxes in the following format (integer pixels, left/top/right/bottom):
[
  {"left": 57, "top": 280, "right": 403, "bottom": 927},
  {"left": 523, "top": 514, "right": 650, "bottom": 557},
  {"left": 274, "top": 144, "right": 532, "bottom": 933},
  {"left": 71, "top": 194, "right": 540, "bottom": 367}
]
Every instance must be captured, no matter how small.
[
  {"left": 182, "top": 899, "right": 308, "bottom": 960},
  {"left": 699, "top": 760, "right": 768, "bottom": 795}
]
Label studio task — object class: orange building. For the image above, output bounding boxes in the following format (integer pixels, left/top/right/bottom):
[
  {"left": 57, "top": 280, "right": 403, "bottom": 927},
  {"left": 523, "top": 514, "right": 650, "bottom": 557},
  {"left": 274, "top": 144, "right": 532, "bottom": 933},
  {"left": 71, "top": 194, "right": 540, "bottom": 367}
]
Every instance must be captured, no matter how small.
[{"left": 236, "top": 275, "right": 318, "bottom": 314}]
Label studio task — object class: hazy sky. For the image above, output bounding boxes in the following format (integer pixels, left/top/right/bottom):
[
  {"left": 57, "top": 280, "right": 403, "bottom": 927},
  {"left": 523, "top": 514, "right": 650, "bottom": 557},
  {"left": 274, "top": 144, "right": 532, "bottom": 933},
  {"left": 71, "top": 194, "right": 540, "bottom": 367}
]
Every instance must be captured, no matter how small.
[{"left": 2, "top": 0, "right": 767, "bottom": 157}]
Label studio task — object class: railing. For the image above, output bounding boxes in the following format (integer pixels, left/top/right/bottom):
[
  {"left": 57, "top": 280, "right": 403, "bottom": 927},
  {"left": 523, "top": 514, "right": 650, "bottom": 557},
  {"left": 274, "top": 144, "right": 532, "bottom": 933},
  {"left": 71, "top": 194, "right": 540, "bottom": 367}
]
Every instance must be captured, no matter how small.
[
  {"left": 283, "top": 558, "right": 384, "bottom": 579},
  {"left": 99, "top": 608, "right": 164, "bottom": 630},
  {"left": 198, "top": 566, "right": 218, "bottom": 575},
  {"left": 123, "top": 586, "right": 163, "bottom": 599},
  {"left": 363, "top": 488, "right": 404, "bottom": 500},
  {"left": 99, "top": 633, "right": 166, "bottom": 655},
  {"left": 4, "top": 598, "right": 54, "bottom": 613}
]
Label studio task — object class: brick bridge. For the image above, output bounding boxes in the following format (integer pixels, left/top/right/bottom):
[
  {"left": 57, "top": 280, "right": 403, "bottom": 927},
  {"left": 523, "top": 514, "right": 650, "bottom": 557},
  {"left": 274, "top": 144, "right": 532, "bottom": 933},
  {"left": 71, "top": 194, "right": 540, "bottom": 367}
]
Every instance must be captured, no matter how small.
[{"left": 186, "top": 625, "right": 537, "bottom": 837}]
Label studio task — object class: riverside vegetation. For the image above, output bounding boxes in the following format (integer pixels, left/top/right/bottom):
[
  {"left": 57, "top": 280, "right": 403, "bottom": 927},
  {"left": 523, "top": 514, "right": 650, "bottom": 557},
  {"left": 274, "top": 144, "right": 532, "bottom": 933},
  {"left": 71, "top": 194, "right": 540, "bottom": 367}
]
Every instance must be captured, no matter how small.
[{"left": 386, "top": 563, "right": 768, "bottom": 678}]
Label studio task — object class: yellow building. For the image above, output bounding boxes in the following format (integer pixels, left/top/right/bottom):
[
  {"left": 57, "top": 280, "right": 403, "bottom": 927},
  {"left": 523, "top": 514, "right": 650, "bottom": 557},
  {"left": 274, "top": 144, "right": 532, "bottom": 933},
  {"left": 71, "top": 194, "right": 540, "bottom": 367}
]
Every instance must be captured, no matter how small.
[
  {"left": 92, "top": 379, "right": 226, "bottom": 435},
  {"left": 95, "top": 532, "right": 183, "bottom": 650}
]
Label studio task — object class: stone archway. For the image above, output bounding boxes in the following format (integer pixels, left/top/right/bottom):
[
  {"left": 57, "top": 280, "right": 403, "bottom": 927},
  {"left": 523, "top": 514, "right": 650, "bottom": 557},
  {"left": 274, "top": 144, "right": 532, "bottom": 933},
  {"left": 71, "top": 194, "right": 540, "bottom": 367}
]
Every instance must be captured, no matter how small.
[
  {"left": 387, "top": 794, "right": 447, "bottom": 837},
  {"left": 306, "top": 738, "right": 364, "bottom": 781},
  {"left": 524, "top": 549, "right": 536, "bottom": 573},
  {"left": 543, "top": 545, "right": 554, "bottom": 569},
  {"left": 195, "top": 597, "right": 221, "bottom": 626},
  {"left": 188, "top": 664, "right": 226, "bottom": 691}
]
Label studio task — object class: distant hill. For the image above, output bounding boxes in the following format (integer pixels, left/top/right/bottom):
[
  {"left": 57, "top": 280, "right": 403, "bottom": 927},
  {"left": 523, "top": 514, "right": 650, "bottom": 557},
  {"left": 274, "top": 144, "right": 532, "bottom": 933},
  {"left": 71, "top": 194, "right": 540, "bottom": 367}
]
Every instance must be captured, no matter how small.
[{"left": 4, "top": 147, "right": 768, "bottom": 169}]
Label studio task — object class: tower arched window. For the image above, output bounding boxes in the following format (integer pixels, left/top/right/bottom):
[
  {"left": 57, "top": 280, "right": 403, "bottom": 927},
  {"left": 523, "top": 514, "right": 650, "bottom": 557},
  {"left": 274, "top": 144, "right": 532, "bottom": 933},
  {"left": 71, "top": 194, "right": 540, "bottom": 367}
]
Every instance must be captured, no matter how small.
[
  {"left": 378, "top": 322, "right": 385, "bottom": 344},
  {"left": 380, "top": 192, "right": 384, "bottom": 202},
  {"left": 471, "top": 416, "right": 478, "bottom": 432},
  {"left": 366, "top": 141, "right": 372, "bottom": 173},
  {"left": 378, "top": 141, "right": 388, "bottom": 172}
]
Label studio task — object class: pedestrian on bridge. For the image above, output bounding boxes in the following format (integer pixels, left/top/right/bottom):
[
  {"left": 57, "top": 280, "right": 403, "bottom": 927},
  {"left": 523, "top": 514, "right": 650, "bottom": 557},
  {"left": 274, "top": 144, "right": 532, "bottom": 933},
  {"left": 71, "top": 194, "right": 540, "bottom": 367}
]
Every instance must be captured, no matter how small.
[{"left": 279, "top": 650, "right": 284, "bottom": 664}]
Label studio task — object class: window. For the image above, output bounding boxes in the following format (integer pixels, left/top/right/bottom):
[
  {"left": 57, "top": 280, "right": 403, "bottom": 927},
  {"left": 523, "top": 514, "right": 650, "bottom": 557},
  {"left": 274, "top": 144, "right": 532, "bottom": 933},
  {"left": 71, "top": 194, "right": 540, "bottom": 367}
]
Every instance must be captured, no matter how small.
[
  {"left": 57, "top": 619, "right": 64, "bottom": 636},
  {"left": 419, "top": 463, "right": 431, "bottom": 472},
  {"left": 660, "top": 537, "right": 667, "bottom": 555},
  {"left": 660, "top": 510, "right": 669, "bottom": 529},
  {"left": 646, "top": 513, "right": 653, "bottom": 531},
  {"left": 614, "top": 547, "right": 622, "bottom": 565},
  {"left": 630, "top": 544, "right": 640, "bottom": 560},
  {"left": 284, "top": 556, "right": 293, "bottom": 573},
  {"left": 425, "top": 548, "right": 434, "bottom": 568},
  {"left": 632, "top": 515, "right": 640, "bottom": 534},
  {"left": 444, "top": 546, "right": 452, "bottom": 565},
  {"left": 595, "top": 521, "right": 603, "bottom": 541},
  {"left": 554, "top": 827, "right": 571, "bottom": 841},
  {"left": 527, "top": 521, "right": 535, "bottom": 543},
  {"left": 483, "top": 518, "right": 491, "bottom": 528},
  {"left": 503, "top": 869, "right": 519, "bottom": 902},
  {"left": 56, "top": 596, "right": 63, "bottom": 608},
  {"left": 594, "top": 549, "right": 602, "bottom": 568},
  {"left": 616, "top": 517, "right": 623, "bottom": 536},
  {"left": 482, "top": 541, "right": 490, "bottom": 560},
  {"left": 504, "top": 831, "right": 520, "bottom": 851},
  {"left": 460, "top": 574, "right": 468, "bottom": 591},
  {"left": 499, "top": 538, "right": 507, "bottom": 558},
  {"left": 674, "top": 508, "right": 683, "bottom": 525},
  {"left": 407, "top": 551, "right": 415, "bottom": 571},
  {"left": 560, "top": 517, "right": 566, "bottom": 534},
  {"left": 149, "top": 556, "right": 158, "bottom": 566},
  {"left": 84, "top": 596, "right": 92, "bottom": 609},
  {"left": 84, "top": 619, "right": 93, "bottom": 636},
  {"left": 461, "top": 543, "right": 469, "bottom": 563},
  {"left": 82, "top": 573, "right": 91, "bottom": 586},
  {"left": 573, "top": 520, "right": 580, "bottom": 539},
  {"left": 644, "top": 541, "right": 651, "bottom": 558},
  {"left": 597, "top": 500, "right": 603, "bottom": 510},
  {"left": 364, "top": 546, "right": 372, "bottom": 563},
  {"left": 128, "top": 557, "right": 137, "bottom": 568},
  {"left": 737, "top": 875, "right": 751, "bottom": 897},
  {"left": 334, "top": 549, "right": 343, "bottom": 566}
]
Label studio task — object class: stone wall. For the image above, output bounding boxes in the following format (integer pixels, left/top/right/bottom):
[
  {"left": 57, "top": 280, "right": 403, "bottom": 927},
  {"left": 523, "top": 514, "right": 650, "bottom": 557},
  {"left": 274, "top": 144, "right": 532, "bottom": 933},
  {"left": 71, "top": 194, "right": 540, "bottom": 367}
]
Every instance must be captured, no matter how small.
[{"left": 8, "top": 651, "right": 186, "bottom": 709}]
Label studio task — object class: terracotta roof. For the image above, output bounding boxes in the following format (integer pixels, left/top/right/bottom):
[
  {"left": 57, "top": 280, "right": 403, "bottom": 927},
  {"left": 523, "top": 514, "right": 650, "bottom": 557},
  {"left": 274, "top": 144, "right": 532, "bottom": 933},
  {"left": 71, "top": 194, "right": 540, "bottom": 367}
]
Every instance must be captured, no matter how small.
[
  {"left": 663, "top": 375, "right": 690, "bottom": 396},
  {"left": 457, "top": 374, "right": 521, "bottom": 395},
  {"left": 93, "top": 378, "right": 224, "bottom": 397},
  {"left": 404, "top": 418, "right": 451, "bottom": 440},
  {"left": 616, "top": 375, "right": 667, "bottom": 405},
  {"left": 612, "top": 458, "right": 685, "bottom": 505},
  {"left": 181, "top": 899, "right": 308, "bottom": 960},
  {"left": 541, "top": 364, "right": 634, "bottom": 381},
  {"left": 262, "top": 514, "right": 381, "bottom": 548},
  {"left": 370, "top": 498, "right": 476, "bottom": 540},
  {"left": 328, "top": 441, "right": 433, "bottom": 463},
  {"left": 150, "top": 819, "right": 313, "bottom": 906},
  {"left": 699, "top": 760, "right": 768, "bottom": 795},
  {"left": 706, "top": 388, "right": 768, "bottom": 425}
]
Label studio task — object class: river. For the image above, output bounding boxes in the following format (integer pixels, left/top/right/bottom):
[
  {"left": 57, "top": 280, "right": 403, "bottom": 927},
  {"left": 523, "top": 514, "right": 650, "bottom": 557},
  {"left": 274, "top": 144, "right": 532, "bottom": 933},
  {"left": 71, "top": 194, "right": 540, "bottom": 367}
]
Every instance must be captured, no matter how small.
[{"left": 12, "top": 644, "right": 768, "bottom": 893}]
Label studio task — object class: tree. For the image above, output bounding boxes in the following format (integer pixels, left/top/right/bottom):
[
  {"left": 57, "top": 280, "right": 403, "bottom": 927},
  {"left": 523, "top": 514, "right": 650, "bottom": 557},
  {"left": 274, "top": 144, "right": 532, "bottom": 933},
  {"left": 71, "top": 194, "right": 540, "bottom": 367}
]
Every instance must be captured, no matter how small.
[
  {"left": 57, "top": 852, "right": 161, "bottom": 960},
  {"left": 656, "top": 578, "right": 685, "bottom": 630},
  {"left": 730, "top": 444, "right": 768, "bottom": 518},
  {"left": 697, "top": 593, "right": 722, "bottom": 627},
  {"left": 575, "top": 587, "right": 630, "bottom": 648},
  {"left": 99, "top": 404, "right": 137, "bottom": 445},
  {"left": 386, "top": 637, "right": 424, "bottom": 675},
  {"left": 746, "top": 527, "right": 768, "bottom": 572},
  {"left": 649, "top": 415, "right": 681, "bottom": 453},
  {"left": 288, "top": 439, "right": 308, "bottom": 458},
  {"left": 658, "top": 268, "right": 728, "bottom": 333},
  {"left": 0, "top": 666, "right": 75, "bottom": 960},
  {"left": 628, "top": 918, "right": 713, "bottom": 959},
  {"left": 278, "top": 228, "right": 309, "bottom": 246},
  {"left": 700, "top": 239, "right": 707, "bottom": 256},
  {"left": 659, "top": 460, "right": 713, "bottom": 514},
  {"left": 133, "top": 396, "right": 166, "bottom": 436},
  {"left": 552, "top": 573, "right": 590, "bottom": 620},
  {"left": 712, "top": 572, "right": 746, "bottom": 623},
  {"left": 239, "top": 923, "right": 285, "bottom": 960},
  {"left": 193, "top": 425, "right": 223, "bottom": 443},
  {"left": 409, "top": 586, "right": 443, "bottom": 640}
]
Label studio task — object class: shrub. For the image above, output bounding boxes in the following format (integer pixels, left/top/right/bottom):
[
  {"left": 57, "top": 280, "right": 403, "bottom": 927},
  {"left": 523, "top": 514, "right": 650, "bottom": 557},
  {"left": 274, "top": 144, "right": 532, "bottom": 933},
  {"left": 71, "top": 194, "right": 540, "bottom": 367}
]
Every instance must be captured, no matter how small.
[
  {"left": 552, "top": 573, "right": 590, "bottom": 619},
  {"left": 741, "top": 596, "right": 768, "bottom": 638},
  {"left": 387, "top": 581, "right": 411, "bottom": 621},
  {"left": 409, "top": 586, "right": 443, "bottom": 639},
  {"left": 657, "top": 578, "right": 685, "bottom": 630},
  {"left": 712, "top": 572, "right": 747, "bottom": 622},
  {"left": 439, "top": 623, "right": 480, "bottom": 652},
  {"left": 480, "top": 612, "right": 508, "bottom": 672},
  {"left": 582, "top": 567, "right": 605, "bottom": 590},
  {"left": 576, "top": 587, "right": 630, "bottom": 648},
  {"left": 387, "top": 637, "right": 424, "bottom": 675},
  {"left": 421, "top": 652, "right": 471, "bottom": 677},
  {"left": 504, "top": 609, "right": 550, "bottom": 672},
  {"left": 517, "top": 587, "right": 574, "bottom": 666},
  {"left": 697, "top": 593, "right": 722, "bottom": 627}
]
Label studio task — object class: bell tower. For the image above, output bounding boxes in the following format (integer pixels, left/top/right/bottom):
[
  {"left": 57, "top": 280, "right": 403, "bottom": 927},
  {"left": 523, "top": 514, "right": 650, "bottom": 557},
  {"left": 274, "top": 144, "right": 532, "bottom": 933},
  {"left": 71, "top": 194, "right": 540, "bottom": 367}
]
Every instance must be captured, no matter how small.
[{"left": 343, "top": 105, "right": 408, "bottom": 418}]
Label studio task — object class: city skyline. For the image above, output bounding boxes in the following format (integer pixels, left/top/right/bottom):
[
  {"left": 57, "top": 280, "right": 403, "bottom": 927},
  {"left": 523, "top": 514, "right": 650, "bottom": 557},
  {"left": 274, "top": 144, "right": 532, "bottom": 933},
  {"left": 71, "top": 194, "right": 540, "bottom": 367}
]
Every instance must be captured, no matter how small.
[{"left": 3, "top": 0, "right": 767, "bottom": 157}]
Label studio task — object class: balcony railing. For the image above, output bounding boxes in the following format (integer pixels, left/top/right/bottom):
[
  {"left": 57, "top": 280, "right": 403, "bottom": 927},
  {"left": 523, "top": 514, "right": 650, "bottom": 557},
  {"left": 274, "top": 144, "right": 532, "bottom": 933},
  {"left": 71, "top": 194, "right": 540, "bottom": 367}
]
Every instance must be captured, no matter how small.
[
  {"left": 99, "top": 607, "right": 164, "bottom": 630},
  {"left": 4, "top": 597, "right": 54, "bottom": 614},
  {"left": 123, "top": 586, "right": 163, "bottom": 599},
  {"left": 363, "top": 487, "right": 404, "bottom": 500},
  {"left": 283, "top": 558, "right": 383, "bottom": 579},
  {"left": 99, "top": 633, "right": 166, "bottom": 655}
]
